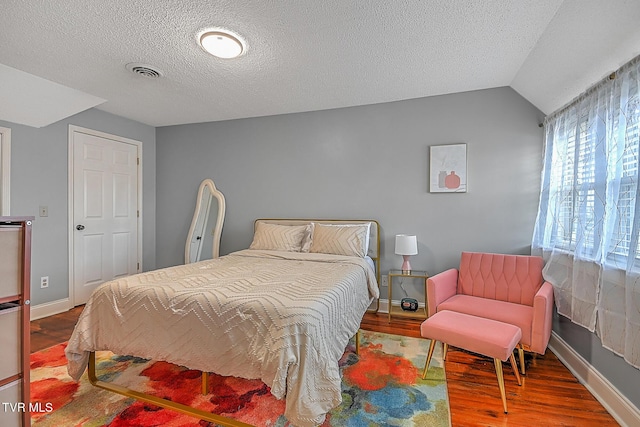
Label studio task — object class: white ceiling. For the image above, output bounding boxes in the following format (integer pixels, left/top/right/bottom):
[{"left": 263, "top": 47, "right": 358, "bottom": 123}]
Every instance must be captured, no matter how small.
[{"left": 1, "top": 0, "right": 640, "bottom": 128}]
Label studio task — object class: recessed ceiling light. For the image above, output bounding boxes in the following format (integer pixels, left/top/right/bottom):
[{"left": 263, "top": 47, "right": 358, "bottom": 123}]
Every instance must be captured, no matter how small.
[{"left": 199, "top": 31, "right": 244, "bottom": 59}]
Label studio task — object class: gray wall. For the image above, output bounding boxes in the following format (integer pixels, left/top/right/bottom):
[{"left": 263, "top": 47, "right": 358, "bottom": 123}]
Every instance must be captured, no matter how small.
[
  {"left": 156, "top": 87, "right": 544, "bottom": 277},
  {"left": 1, "top": 108, "right": 156, "bottom": 306}
]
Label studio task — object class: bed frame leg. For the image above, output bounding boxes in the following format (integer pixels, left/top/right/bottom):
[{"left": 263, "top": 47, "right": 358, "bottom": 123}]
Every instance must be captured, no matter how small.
[{"left": 201, "top": 372, "right": 209, "bottom": 395}]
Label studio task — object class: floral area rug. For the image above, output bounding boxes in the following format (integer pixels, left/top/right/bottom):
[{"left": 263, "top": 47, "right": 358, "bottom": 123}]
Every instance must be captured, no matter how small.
[{"left": 30, "top": 330, "right": 450, "bottom": 426}]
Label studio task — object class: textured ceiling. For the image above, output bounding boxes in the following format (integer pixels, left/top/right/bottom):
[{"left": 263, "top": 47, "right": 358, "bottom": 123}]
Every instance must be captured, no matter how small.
[{"left": 1, "top": 0, "right": 640, "bottom": 128}]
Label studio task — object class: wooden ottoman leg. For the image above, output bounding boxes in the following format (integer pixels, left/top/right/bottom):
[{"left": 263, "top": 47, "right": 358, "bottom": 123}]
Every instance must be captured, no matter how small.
[
  {"left": 355, "top": 330, "right": 360, "bottom": 355},
  {"left": 422, "top": 339, "right": 437, "bottom": 380},
  {"left": 494, "top": 358, "right": 508, "bottom": 413},
  {"left": 443, "top": 343, "right": 449, "bottom": 361},
  {"left": 509, "top": 354, "right": 522, "bottom": 386}
]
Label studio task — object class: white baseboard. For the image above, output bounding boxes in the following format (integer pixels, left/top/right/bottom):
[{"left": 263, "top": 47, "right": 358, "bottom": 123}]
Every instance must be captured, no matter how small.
[
  {"left": 30, "top": 298, "right": 72, "bottom": 321},
  {"left": 549, "top": 331, "right": 640, "bottom": 427}
]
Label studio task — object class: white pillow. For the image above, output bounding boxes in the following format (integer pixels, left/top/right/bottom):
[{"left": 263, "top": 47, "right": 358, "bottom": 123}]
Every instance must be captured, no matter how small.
[
  {"left": 300, "top": 222, "right": 315, "bottom": 252},
  {"left": 309, "top": 222, "right": 371, "bottom": 257},
  {"left": 249, "top": 222, "right": 313, "bottom": 252}
]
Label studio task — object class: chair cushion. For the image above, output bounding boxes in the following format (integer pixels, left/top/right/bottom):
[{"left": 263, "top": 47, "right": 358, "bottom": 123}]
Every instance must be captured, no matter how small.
[
  {"left": 458, "top": 252, "right": 544, "bottom": 306},
  {"left": 437, "top": 294, "right": 533, "bottom": 347},
  {"left": 421, "top": 311, "right": 521, "bottom": 361}
]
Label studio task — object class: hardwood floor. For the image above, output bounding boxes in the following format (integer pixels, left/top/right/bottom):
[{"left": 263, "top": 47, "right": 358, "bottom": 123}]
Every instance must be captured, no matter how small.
[
  {"left": 30, "top": 305, "right": 85, "bottom": 353},
  {"left": 32, "top": 308, "right": 619, "bottom": 426}
]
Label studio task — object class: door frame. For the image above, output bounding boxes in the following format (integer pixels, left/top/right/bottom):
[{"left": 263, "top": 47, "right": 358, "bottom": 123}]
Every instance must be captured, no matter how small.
[
  {"left": 0, "top": 126, "right": 11, "bottom": 216},
  {"left": 67, "top": 125, "right": 143, "bottom": 307}
]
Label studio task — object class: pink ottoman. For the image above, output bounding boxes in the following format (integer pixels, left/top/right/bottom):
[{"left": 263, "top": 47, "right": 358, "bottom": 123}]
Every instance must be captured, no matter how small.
[{"left": 420, "top": 310, "right": 522, "bottom": 413}]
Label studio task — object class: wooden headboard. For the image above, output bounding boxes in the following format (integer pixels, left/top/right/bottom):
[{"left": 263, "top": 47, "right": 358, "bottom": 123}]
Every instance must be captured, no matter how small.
[{"left": 253, "top": 218, "right": 381, "bottom": 282}]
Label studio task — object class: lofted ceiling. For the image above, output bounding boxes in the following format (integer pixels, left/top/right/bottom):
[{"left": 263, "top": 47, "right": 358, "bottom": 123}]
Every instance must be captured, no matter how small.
[{"left": 1, "top": 0, "right": 640, "bottom": 128}]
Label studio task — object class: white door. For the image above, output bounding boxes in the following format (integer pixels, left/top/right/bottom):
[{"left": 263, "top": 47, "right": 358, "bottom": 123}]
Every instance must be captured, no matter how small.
[
  {"left": 0, "top": 127, "right": 10, "bottom": 215},
  {"left": 71, "top": 128, "right": 140, "bottom": 305}
]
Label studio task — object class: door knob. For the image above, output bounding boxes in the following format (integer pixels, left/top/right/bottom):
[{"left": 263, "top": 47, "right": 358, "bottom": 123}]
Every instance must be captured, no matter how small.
[{"left": 76, "top": 224, "right": 85, "bottom": 231}]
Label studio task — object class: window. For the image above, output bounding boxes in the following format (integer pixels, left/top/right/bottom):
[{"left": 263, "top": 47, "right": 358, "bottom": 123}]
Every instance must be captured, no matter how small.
[
  {"left": 609, "top": 96, "right": 640, "bottom": 260},
  {"left": 532, "top": 56, "right": 640, "bottom": 369},
  {"left": 544, "top": 115, "right": 601, "bottom": 259},
  {"left": 538, "top": 85, "right": 640, "bottom": 265}
]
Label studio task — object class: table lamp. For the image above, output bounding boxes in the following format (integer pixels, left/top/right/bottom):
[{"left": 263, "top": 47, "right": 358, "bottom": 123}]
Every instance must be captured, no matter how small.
[{"left": 395, "top": 234, "right": 418, "bottom": 273}]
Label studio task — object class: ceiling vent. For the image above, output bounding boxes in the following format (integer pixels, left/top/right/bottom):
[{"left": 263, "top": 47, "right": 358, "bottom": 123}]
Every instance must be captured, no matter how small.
[{"left": 126, "top": 63, "right": 163, "bottom": 78}]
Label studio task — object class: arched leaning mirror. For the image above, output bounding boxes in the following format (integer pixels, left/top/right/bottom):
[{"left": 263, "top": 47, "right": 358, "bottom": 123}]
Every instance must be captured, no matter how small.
[{"left": 185, "top": 179, "right": 226, "bottom": 263}]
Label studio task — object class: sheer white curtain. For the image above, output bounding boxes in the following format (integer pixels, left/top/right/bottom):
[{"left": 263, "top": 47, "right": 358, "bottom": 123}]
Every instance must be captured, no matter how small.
[{"left": 532, "top": 56, "right": 640, "bottom": 369}]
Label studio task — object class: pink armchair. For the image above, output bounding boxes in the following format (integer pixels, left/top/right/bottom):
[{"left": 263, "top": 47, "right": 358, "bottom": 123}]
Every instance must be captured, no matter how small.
[{"left": 427, "top": 252, "right": 554, "bottom": 371}]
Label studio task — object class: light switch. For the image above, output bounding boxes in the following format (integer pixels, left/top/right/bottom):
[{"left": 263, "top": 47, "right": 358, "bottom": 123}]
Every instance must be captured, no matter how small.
[{"left": 39, "top": 205, "right": 48, "bottom": 217}]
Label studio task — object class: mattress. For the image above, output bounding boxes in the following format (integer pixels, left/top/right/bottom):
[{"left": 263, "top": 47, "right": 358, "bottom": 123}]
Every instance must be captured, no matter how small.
[{"left": 66, "top": 249, "right": 379, "bottom": 427}]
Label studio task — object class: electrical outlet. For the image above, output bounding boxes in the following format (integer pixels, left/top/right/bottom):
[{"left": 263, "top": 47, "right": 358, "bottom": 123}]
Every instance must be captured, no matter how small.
[
  {"left": 380, "top": 275, "right": 388, "bottom": 287},
  {"left": 40, "top": 276, "right": 49, "bottom": 288}
]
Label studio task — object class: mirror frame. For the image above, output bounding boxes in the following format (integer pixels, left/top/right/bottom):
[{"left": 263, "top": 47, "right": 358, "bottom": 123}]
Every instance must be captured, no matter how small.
[{"left": 185, "top": 179, "right": 226, "bottom": 263}]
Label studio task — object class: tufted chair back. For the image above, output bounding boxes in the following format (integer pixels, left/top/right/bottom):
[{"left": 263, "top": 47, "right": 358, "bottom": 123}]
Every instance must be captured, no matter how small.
[{"left": 457, "top": 252, "right": 544, "bottom": 306}]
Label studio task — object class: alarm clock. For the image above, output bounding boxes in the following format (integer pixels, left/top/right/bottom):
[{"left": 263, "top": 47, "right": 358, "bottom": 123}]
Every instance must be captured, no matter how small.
[{"left": 400, "top": 297, "right": 419, "bottom": 311}]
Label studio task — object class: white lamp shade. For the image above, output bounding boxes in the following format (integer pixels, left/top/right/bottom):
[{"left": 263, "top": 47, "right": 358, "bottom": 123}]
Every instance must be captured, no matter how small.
[{"left": 395, "top": 235, "right": 418, "bottom": 255}]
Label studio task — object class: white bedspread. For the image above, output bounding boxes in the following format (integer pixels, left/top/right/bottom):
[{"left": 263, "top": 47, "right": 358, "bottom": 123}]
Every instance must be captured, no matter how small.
[{"left": 65, "top": 249, "right": 379, "bottom": 427}]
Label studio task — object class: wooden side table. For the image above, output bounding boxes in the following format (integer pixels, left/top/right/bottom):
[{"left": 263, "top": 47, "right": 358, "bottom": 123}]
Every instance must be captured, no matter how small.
[{"left": 387, "top": 269, "right": 429, "bottom": 322}]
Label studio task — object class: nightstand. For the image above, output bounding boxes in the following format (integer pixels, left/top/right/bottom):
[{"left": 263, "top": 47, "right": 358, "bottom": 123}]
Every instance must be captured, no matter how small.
[{"left": 387, "top": 269, "right": 429, "bottom": 322}]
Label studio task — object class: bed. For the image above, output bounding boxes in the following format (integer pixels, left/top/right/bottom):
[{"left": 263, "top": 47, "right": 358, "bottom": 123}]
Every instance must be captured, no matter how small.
[{"left": 65, "top": 219, "right": 380, "bottom": 427}]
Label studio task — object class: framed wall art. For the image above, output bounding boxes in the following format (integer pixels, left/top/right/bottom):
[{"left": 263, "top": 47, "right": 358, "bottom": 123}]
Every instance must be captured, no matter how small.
[{"left": 429, "top": 143, "right": 467, "bottom": 193}]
